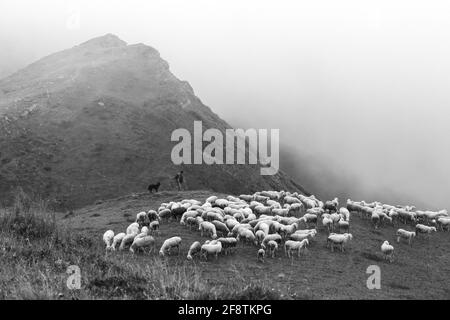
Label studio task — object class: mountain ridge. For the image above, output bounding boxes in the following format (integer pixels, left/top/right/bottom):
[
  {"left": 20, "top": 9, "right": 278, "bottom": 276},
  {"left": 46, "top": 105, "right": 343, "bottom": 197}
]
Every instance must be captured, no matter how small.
[{"left": 0, "top": 34, "right": 308, "bottom": 209}]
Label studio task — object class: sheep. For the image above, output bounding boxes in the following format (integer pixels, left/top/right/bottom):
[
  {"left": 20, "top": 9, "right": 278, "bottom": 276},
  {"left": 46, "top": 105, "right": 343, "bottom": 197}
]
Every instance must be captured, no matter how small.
[
  {"left": 180, "top": 210, "right": 200, "bottom": 225},
  {"left": 236, "top": 228, "right": 256, "bottom": 245},
  {"left": 266, "top": 240, "right": 278, "bottom": 258},
  {"left": 396, "top": 229, "right": 416, "bottom": 245},
  {"left": 119, "top": 232, "right": 139, "bottom": 251},
  {"left": 255, "top": 230, "right": 266, "bottom": 245},
  {"left": 254, "top": 205, "right": 272, "bottom": 216},
  {"left": 284, "top": 239, "right": 309, "bottom": 258},
  {"left": 211, "top": 220, "right": 230, "bottom": 236},
  {"left": 103, "top": 230, "right": 115, "bottom": 251},
  {"left": 254, "top": 221, "right": 270, "bottom": 236},
  {"left": 187, "top": 241, "right": 202, "bottom": 260},
  {"left": 338, "top": 220, "right": 350, "bottom": 233},
  {"left": 147, "top": 210, "right": 160, "bottom": 223},
  {"left": 201, "top": 241, "right": 222, "bottom": 260},
  {"left": 339, "top": 207, "right": 350, "bottom": 221},
  {"left": 415, "top": 224, "right": 437, "bottom": 237},
  {"left": 371, "top": 209, "right": 380, "bottom": 229},
  {"left": 159, "top": 208, "right": 172, "bottom": 220},
  {"left": 130, "top": 236, "right": 155, "bottom": 254},
  {"left": 284, "top": 196, "right": 301, "bottom": 205},
  {"left": 199, "top": 221, "right": 218, "bottom": 239},
  {"left": 279, "top": 223, "right": 298, "bottom": 239},
  {"left": 135, "top": 211, "right": 149, "bottom": 227},
  {"left": 299, "top": 213, "right": 317, "bottom": 229},
  {"left": 159, "top": 237, "right": 182, "bottom": 257},
  {"left": 436, "top": 217, "right": 450, "bottom": 231},
  {"left": 324, "top": 198, "right": 339, "bottom": 213},
  {"left": 397, "top": 209, "right": 416, "bottom": 225},
  {"left": 261, "top": 234, "right": 282, "bottom": 249},
  {"left": 149, "top": 220, "right": 160, "bottom": 234},
  {"left": 239, "top": 194, "right": 254, "bottom": 202},
  {"left": 272, "top": 208, "right": 289, "bottom": 217},
  {"left": 126, "top": 222, "right": 140, "bottom": 235},
  {"left": 257, "top": 248, "right": 266, "bottom": 262},
  {"left": 322, "top": 215, "right": 333, "bottom": 233},
  {"left": 225, "top": 218, "right": 240, "bottom": 230},
  {"left": 216, "top": 237, "right": 238, "bottom": 255},
  {"left": 290, "top": 229, "right": 316, "bottom": 242},
  {"left": 381, "top": 241, "right": 394, "bottom": 263},
  {"left": 327, "top": 233, "right": 353, "bottom": 252},
  {"left": 206, "top": 195, "right": 218, "bottom": 204},
  {"left": 111, "top": 232, "right": 126, "bottom": 251}
]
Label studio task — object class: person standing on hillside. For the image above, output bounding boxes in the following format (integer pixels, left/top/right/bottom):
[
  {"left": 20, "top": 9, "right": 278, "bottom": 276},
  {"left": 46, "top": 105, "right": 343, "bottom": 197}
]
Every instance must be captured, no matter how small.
[{"left": 174, "top": 170, "right": 185, "bottom": 191}]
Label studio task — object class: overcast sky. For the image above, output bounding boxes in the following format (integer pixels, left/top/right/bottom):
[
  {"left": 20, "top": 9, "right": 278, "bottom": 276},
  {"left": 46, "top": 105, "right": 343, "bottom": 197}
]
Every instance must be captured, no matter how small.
[{"left": 1, "top": 0, "right": 449, "bottom": 209}]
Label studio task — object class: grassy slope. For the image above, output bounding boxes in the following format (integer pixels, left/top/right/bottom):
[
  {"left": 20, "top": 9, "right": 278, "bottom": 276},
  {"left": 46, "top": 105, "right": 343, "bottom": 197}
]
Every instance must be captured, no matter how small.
[{"left": 62, "top": 190, "right": 450, "bottom": 300}]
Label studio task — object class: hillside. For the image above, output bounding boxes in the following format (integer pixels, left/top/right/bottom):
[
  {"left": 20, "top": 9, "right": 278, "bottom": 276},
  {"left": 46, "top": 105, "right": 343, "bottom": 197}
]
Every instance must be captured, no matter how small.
[
  {"left": 0, "top": 34, "right": 306, "bottom": 209},
  {"left": 60, "top": 190, "right": 450, "bottom": 300}
]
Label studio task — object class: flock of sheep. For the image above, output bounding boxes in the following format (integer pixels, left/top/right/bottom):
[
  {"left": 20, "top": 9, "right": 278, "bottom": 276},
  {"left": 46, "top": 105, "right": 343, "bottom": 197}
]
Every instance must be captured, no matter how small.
[{"left": 102, "top": 191, "right": 449, "bottom": 264}]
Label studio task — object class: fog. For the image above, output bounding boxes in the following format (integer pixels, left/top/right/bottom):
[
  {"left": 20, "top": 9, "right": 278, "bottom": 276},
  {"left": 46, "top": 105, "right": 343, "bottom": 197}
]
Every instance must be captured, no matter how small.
[{"left": 1, "top": 0, "right": 449, "bottom": 210}]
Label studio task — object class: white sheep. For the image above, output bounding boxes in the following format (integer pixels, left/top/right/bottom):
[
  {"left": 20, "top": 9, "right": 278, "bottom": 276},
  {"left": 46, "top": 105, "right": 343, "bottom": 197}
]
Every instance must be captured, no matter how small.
[
  {"left": 126, "top": 222, "right": 140, "bottom": 235},
  {"left": 261, "top": 234, "right": 282, "bottom": 249},
  {"left": 103, "top": 230, "right": 115, "bottom": 251},
  {"left": 257, "top": 248, "right": 265, "bottom": 262},
  {"left": 119, "top": 232, "right": 139, "bottom": 251},
  {"left": 111, "top": 232, "right": 126, "bottom": 251},
  {"left": 199, "top": 221, "right": 218, "bottom": 239},
  {"left": 284, "top": 239, "right": 309, "bottom": 258},
  {"left": 396, "top": 229, "right": 416, "bottom": 245},
  {"left": 415, "top": 224, "right": 437, "bottom": 237},
  {"left": 201, "top": 241, "right": 222, "bottom": 260},
  {"left": 381, "top": 241, "right": 394, "bottom": 263},
  {"left": 159, "top": 237, "right": 182, "bottom": 256},
  {"left": 236, "top": 228, "right": 256, "bottom": 245},
  {"left": 266, "top": 240, "right": 278, "bottom": 258},
  {"left": 149, "top": 220, "right": 160, "bottom": 234},
  {"left": 327, "top": 233, "right": 353, "bottom": 252},
  {"left": 130, "top": 235, "right": 155, "bottom": 254},
  {"left": 187, "top": 241, "right": 202, "bottom": 260}
]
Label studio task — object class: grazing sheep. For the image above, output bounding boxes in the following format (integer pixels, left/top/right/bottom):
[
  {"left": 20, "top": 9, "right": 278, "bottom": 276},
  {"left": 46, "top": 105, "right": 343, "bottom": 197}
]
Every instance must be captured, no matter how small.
[
  {"left": 381, "top": 241, "right": 394, "bottom": 263},
  {"left": 126, "top": 222, "right": 140, "bottom": 235},
  {"left": 257, "top": 248, "right": 266, "bottom": 262},
  {"left": 136, "top": 211, "right": 149, "bottom": 227},
  {"left": 396, "top": 229, "right": 416, "bottom": 245},
  {"left": 261, "top": 234, "right": 282, "bottom": 249},
  {"left": 299, "top": 214, "right": 317, "bottom": 229},
  {"left": 339, "top": 207, "right": 350, "bottom": 221},
  {"left": 338, "top": 220, "right": 350, "bottom": 233},
  {"left": 199, "top": 221, "right": 218, "bottom": 239},
  {"left": 327, "top": 233, "right": 353, "bottom": 252},
  {"left": 255, "top": 230, "right": 266, "bottom": 245},
  {"left": 284, "top": 239, "right": 309, "bottom": 258},
  {"left": 279, "top": 223, "right": 298, "bottom": 239},
  {"left": 149, "top": 220, "right": 160, "bottom": 234},
  {"left": 322, "top": 215, "right": 333, "bottom": 233},
  {"left": 103, "top": 230, "right": 115, "bottom": 251},
  {"left": 290, "top": 229, "right": 316, "bottom": 242},
  {"left": 436, "top": 217, "right": 450, "bottom": 231},
  {"left": 266, "top": 240, "right": 279, "bottom": 258},
  {"left": 237, "top": 228, "right": 256, "bottom": 245},
  {"left": 415, "top": 224, "right": 437, "bottom": 237},
  {"left": 216, "top": 237, "right": 238, "bottom": 255},
  {"left": 201, "top": 241, "right": 222, "bottom": 260},
  {"left": 324, "top": 198, "right": 339, "bottom": 213},
  {"left": 159, "top": 236, "right": 182, "bottom": 256},
  {"left": 119, "top": 232, "right": 139, "bottom": 251},
  {"left": 130, "top": 236, "right": 155, "bottom": 254},
  {"left": 211, "top": 220, "right": 230, "bottom": 236},
  {"left": 159, "top": 208, "right": 172, "bottom": 220},
  {"left": 111, "top": 232, "right": 126, "bottom": 251},
  {"left": 187, "top": 241, "right": 202, "bottom": 260}
]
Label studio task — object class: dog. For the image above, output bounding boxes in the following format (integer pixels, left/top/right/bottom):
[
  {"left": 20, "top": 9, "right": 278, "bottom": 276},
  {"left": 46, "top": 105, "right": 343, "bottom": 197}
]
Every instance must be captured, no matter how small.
[{"left": 148, "top": 182, "right": 160, "bottom": 193}]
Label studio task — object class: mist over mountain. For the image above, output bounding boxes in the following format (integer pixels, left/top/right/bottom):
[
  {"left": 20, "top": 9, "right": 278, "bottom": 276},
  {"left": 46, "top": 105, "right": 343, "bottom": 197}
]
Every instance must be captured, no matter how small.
[{"left": 0, "top": 34, "right": 305, "bottom": 209}]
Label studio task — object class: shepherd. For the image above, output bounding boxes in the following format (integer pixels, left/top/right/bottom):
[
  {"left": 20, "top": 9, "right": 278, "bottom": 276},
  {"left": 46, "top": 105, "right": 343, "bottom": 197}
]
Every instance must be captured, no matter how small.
[{"left": 174, "top": 170, "right": 185, "bottom": 191}]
